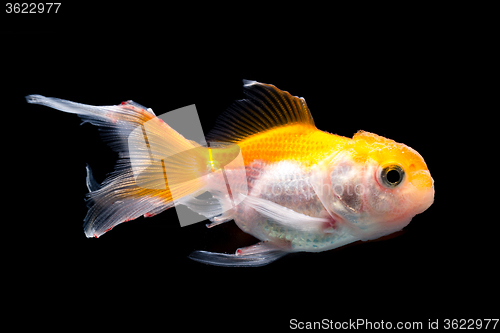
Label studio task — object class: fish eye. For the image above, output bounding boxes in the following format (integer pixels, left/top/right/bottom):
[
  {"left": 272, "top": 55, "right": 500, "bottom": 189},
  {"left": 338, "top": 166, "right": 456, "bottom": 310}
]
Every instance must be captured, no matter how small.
[{"left": 380, "top": 164, "right": 405, "bottom": 188}]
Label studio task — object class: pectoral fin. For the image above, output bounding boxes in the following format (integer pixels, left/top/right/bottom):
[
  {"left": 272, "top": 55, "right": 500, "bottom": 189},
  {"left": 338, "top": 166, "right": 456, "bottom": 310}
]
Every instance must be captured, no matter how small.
[{"left": 240, "top": 194, "right": 332, "bottom": 233}]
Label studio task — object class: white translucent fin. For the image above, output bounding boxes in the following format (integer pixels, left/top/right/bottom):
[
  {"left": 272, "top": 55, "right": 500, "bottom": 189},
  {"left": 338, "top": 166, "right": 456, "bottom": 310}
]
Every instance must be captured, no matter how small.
[
  {"left": 240, "top": 194, "right": 331, "bottom": 233},
  {"left": 85, "top": 164, "right": 101, "bottom": 192},
  {"left": 177, "top": 194, "right": 224, "bottom": 220},
  {"left": 143, "top": 201, "right": 176, "bottom": 218},
  {"left": 27, "top": 95, "right": 206, "bottom": 238},
  {"left": 188, "top": 242, "right": 287, "bottom": 267},
  {"left": 206, "top": 215, "right": 233, "bottom": 228}
]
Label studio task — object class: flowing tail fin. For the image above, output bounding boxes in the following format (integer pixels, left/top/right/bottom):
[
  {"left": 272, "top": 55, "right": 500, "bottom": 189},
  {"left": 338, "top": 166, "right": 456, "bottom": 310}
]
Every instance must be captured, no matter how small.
[{"left": 27, "top": 95, "right": 210, "bottom": 238}]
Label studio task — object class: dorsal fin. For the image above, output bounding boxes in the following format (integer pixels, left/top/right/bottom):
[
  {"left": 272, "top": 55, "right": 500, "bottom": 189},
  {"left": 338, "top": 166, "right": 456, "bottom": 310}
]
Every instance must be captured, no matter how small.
[{"left": 206, "top": 80, "right": 316, "bottom": 143}]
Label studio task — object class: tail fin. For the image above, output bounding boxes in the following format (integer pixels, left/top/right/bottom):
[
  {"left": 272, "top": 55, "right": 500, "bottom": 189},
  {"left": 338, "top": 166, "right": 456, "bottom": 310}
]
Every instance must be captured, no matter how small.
[{"left": 27, "top": 95, "right": 209, "bottom": 237}]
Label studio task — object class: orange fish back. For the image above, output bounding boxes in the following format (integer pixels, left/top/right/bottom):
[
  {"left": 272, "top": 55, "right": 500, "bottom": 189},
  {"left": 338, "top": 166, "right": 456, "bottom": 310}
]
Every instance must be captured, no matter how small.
[
  {"left": 205, "top": 81, "right": 351, "bottom": 169},
  {"left": 237, "top": 124, "right": 350, "bottom": 168}
]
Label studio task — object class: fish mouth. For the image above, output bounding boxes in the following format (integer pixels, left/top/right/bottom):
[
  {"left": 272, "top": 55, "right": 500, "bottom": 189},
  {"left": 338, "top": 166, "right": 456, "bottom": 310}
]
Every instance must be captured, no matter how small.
[
  {"left": 416, "top": 185, "right": 435, "bottom": 214},
  {"left": 404, "top": 175, "right": 435, "bottom": 215}
]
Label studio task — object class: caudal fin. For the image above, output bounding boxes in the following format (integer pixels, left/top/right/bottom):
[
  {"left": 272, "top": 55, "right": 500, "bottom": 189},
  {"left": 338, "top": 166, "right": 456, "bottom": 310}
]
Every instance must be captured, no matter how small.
[{"left": 27, "top": 95, "right": 210, "bottom": 237}]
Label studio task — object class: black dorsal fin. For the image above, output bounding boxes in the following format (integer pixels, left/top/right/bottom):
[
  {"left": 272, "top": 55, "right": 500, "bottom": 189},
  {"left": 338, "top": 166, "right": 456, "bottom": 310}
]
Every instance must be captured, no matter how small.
[{"left": 206, "top": 80, "right": 316, "bottom": 143}]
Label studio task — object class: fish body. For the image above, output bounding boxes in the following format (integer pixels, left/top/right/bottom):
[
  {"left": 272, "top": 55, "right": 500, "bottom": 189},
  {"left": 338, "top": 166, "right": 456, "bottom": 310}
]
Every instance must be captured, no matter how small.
[{"left": 27, "top": 80, "right": 434, "bottom": 266}]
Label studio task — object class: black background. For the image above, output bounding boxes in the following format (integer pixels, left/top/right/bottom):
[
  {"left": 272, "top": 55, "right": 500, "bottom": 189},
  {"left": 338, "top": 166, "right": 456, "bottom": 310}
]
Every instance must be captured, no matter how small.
[{"left": 3, "top": 8, "right": 496, "bottom": 331}]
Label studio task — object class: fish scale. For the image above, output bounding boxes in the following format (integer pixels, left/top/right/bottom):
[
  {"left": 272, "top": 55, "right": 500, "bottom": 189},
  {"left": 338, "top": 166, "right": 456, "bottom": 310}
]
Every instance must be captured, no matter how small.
[
  {"left": 227, "top": 159, "right": 336, "bottom": 251},
  {"left": 235, "top": 124, "right": 350, "bottom": 169}
]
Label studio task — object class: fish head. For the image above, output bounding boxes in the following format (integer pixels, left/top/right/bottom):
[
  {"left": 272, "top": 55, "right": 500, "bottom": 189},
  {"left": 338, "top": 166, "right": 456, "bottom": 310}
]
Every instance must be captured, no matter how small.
[{"left": 311, "top": 130, "right": 434, "bottom": 241}]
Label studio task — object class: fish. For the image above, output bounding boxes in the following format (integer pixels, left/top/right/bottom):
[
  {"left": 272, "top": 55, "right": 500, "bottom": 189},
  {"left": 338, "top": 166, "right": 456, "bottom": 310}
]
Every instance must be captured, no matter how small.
[{"left": 26, "top": 80, "right": 434, "bottom": 266}]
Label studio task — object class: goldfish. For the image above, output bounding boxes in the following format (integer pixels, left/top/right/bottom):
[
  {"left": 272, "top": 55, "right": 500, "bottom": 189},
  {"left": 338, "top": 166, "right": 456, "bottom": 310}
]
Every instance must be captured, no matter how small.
[{"left": 26, "top": 80, "right": 434, "bottom": 266}]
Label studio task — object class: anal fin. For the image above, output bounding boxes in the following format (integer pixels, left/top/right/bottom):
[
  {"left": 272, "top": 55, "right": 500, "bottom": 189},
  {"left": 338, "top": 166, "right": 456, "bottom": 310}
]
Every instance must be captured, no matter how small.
[{"left": 188, "top": 241, "right": 287, "bottom": 267}]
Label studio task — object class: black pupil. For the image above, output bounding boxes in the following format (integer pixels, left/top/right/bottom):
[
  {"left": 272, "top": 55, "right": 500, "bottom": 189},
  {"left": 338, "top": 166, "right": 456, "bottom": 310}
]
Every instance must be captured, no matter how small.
[{"left": 386, "top": 169, "right": 401, "bottom": 184}]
